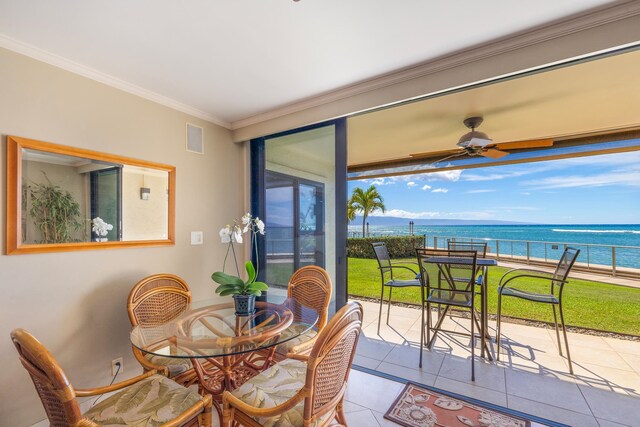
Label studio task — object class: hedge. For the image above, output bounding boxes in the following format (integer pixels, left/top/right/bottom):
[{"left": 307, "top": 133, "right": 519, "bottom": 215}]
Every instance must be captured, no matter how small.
[{"left": 347, "top": 235, "right": 426, "bottom": 259}]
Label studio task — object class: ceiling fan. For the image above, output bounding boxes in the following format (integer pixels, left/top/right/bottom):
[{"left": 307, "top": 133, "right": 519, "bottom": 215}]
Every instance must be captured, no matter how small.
[{"left": 410, "top": 116, "right": 554, "bottom": 164}]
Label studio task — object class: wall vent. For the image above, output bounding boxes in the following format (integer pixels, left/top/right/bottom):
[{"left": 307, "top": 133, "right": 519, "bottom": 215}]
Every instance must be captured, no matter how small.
[{"left": 186, "top": 123, "right": 204, "bottom": 154}]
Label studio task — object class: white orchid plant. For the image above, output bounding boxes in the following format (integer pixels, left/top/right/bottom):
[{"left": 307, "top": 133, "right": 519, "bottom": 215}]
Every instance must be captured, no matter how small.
[
  {"left": 91, "top": 217, "right": 113, "bottom": 237},
  {"left": 211, "top": 213, "right": 268, "bottom": 297}
]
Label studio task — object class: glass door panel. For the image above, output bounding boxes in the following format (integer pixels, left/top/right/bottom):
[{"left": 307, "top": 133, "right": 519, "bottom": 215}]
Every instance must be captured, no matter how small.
[
  {"left": 265, "top": 174, "right": 295, "bottom": 286},
  {"left": 261, "top": 124, "right": 339, "bottom": 310}
]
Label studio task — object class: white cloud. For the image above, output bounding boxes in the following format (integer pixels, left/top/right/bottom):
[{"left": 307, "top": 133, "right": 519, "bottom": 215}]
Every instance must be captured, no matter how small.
[
  {"left": 407, "top": 181, "right": 417, "bottom": 188},
  {"left": 370, "top": 209, "right": 440, "bottom": 219},
  {"left": 521, "top": 192, "right": 531, "bottom": 196},
  {"left": 425, "top": 170, "right": 462, "bottom": 182},
  {"left": 523, "top": 170, "right": 640, "bottom": 190},
  {"left": 421, "top": 184, "right": 432, "bottom": 191},
  {"left": 369, "top": 208, "right": 495, "bottom": 220},
  {"left": 496, "top": 206, "right": 540, "bottom": 211},
  {"left": 359, "top": 177, "right": 396, "bottom": 186},
  {"left": 465, "top": 189, "right": 496, "bottom": 194},
  {"left": 432, "top": 188, "right": 449, "bottom": 193}
]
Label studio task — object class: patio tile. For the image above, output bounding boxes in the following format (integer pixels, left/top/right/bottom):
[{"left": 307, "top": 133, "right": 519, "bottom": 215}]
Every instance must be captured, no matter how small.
[
  {"left": 383, "top": 343, "right": 445, "bottom": 375},
  {"left": 344, "top": 409, "right": 382, "bottom": 427},
  {"left": 434, "top": 376, "right": 508, "bottom": 407},
  {"left": 568, "top": 343, "right": 632, "bottom": 370},
  {"left": 570, "top": 361, "right": 640, "bottom": 397},
  {"left": 595, "top": 418, "right": 633, "bottom": 427},
  {"left": 355, "top": 335, "right": 396, "bottom": 361},
  {"left": 354, "top": 354, "right": 381, "bottom": 370},
  {"left": 505, "top": 369, "right": 592, "bottom": 414},
  {"left": 376, "top": 361, "right": 437, "bottom": 387},
  {"left": 497, "top": 349, "right": 572, "bottom": 378},
  {"left": 363, "top": 322, "right": 416, "bottom": 344},
  {"left": 373, "top": 410, "right": 402, "bottom": 427},
  {"left": 562, "top": 331, "right": 610, "bottom": 349},
  {"left": 578, "top": 384, "right": 640, "bottom": 425},
  {"left": 602, "top": 337, "right": 640, "bottom": 354},
  {"left": 342, "top": 400, "right": 369, "bottom": 414},
  {"left": 506, "top": 395, "right": 599, "bottom": 427},
  {"left": 345, "top": 370, "right": 404, "bottom": 412},
  {"left": 618, "top": 352, "right": 640, "bottom": 375},
  {"left": 438, "top": 354, "right": 506, "bottom": 392}
]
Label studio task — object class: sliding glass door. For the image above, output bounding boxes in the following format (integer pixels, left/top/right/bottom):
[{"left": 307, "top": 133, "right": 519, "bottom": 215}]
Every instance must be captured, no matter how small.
[{"left": 252, "top": 119, "right": 347, "bottom": 312}]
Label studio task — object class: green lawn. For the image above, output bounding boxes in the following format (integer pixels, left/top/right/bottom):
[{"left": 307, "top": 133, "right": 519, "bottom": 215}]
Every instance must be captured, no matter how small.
[{"left": 348, "top": 257, "right": 640, "bottom": 336}]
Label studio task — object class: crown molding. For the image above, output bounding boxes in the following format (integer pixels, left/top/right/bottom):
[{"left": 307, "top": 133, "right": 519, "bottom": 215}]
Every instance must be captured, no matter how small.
[
  {"left": 230, "top": 0, "right": 640, "bottom": 131},
  {"left": 0, "top": 33, "right": 231, "bottom": 129}
]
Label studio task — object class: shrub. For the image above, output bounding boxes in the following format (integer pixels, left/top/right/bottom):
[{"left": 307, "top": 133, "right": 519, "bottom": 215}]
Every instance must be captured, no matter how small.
[{"left": 347, "top": 235, "right": 426, "bottom": 259}]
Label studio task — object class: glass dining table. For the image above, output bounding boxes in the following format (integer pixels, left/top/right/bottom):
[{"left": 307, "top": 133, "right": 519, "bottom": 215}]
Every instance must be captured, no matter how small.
[{"left": 130, "top": 296, "right": 318, "bottom": 411}]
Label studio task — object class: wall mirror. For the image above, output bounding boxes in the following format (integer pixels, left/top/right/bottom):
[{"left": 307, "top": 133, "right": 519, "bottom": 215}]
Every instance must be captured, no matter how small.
[{"left": 6, "top": 136, "right": 175, "bottom": 254}]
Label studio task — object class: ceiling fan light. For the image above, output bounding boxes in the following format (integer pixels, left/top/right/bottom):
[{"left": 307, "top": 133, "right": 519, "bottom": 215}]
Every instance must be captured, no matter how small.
[{"left": 457, "top": 130, "right": 492, "bottom": 148}]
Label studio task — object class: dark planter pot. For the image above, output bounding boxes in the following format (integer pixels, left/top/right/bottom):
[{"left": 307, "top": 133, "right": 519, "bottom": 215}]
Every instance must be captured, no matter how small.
[{"left": 233, "top": 294, "right": 256, "bottom": 316}]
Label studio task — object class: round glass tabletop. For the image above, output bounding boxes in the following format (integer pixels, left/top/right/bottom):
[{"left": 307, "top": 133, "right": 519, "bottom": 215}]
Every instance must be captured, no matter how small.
[{"left": 130, "top": 297, "right": 319, "bottom": 358}]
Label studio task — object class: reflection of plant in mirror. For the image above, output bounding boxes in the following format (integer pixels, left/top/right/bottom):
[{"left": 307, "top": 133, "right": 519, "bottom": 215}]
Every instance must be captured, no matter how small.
[{"left": 28, "top": 173, "right": 83, "bottom": 244}]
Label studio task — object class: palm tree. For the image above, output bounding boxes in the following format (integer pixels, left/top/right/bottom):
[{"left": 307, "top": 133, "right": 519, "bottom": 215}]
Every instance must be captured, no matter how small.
[{"left": 349, "top": 185, "right": 386, "bottom": 237}]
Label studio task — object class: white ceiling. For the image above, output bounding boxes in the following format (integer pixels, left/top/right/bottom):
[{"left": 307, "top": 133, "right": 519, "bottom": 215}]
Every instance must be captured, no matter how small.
[{"left": 0, "top": 0, "right": 616, "bottom": 127}]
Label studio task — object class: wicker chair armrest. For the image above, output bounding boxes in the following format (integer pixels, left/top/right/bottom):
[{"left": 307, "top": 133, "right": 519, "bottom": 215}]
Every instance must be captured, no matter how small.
[
  {"left": 75, "top": 370, "right": 158, "bottom": 397},
  {"left": 499, "top": 269, "right": 567, "bottom": 290},
  {"left": 287, "top": 334, "right": 317, "bottom": 356},
  {"left": 285, "top": 351, "right": 311, "bottom": 362},
  {"left": 132, "top": 346, "right": 170, "bottom": 376},
  {"left": 223, "top": 388, "right": 308, "bottom": 418}
]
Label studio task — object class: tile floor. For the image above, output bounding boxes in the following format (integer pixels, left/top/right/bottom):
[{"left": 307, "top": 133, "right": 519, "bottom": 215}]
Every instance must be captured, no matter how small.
[{"left": 347, "top": 299, "right": 640, "bottom": 427}]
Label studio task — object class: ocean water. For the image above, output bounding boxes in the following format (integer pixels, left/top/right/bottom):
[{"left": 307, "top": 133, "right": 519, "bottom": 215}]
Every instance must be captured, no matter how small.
[{"left": 348, "top": 224, "right": 640, "bottom": 269}]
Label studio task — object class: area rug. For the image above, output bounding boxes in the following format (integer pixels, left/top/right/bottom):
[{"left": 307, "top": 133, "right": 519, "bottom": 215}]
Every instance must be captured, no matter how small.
[{"left": 384, "top": 382, "right": 531, "bottom": 427}]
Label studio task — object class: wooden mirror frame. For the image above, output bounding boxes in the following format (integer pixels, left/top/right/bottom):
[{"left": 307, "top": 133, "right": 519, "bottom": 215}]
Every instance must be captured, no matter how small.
[{"left": 6, "top": 136, "right": 176, "bottom": 255}]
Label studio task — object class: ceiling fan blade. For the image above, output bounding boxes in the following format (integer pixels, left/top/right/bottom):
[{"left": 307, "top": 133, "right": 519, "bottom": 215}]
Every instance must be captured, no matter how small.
[
  {"left": 494, "top": 139, "right": 554, "bottom": 150},
  {"left": 481, "top": 148, "right": 509, "bottom": 159},
  {"left": 409, "top": 148, "right": 464, "bottom": 159}
]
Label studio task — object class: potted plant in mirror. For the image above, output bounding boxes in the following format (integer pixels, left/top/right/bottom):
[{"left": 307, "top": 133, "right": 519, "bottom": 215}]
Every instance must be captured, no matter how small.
[{"left": 211, "top": 213, "right": 268, "bottom": 315}]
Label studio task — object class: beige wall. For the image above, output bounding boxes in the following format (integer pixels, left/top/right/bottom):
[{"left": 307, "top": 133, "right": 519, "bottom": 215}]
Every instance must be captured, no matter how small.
[{"left": 0, "top": 47, "right": 245, "bottom": 426}]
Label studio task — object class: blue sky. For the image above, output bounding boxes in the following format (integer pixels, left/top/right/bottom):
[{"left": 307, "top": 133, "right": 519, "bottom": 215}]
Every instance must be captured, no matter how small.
[{"left": 349, "top": 151, "right": 640, "bottom": 224}]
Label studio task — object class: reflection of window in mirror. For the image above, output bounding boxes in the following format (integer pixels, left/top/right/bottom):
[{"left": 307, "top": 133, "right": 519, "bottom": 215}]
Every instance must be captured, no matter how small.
[
  {"left": 8, "top": 135, "right": 175, "bottom": 254},
  {"left": 22, "top": 149, "right": 121, "bottom": 244},
  {"left": 21, "top": 150, "right": 171, "bottom": 243}
]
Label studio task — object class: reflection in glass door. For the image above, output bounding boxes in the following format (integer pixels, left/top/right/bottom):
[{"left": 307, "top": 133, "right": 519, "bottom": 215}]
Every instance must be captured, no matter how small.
[
  {"left": 90, "top": 167, "right": 122, "bottom": 241},
  {"left": 252, "top": 119, "right": 347, "bottom": 312},
  {"left": 265, "top": 172, "right": 324, "bottom": 286}
]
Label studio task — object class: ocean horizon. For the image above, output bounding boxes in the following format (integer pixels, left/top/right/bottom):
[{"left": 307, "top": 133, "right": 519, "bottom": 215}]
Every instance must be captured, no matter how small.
[{"left": 347, "top": 223, "right": 640, "bottom": 269}]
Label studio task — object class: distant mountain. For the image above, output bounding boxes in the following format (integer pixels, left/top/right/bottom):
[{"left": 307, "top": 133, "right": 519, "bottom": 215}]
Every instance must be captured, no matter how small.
[{"left": 349, "top": 216, "right": 533, "bottom": 226}]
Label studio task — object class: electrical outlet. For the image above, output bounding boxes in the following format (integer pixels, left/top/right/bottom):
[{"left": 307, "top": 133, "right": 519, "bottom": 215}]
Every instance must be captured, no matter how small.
[{"left": 111, "top": 357, "right": 123, "bottom": 376}]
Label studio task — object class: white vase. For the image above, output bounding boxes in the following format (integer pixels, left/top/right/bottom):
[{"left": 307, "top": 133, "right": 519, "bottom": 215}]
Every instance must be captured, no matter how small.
[{"left": 95, "top": 237, "right": 108, "bottom": 242}]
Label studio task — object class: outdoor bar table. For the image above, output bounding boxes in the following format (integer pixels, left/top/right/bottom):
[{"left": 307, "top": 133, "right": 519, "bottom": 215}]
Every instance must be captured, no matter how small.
[
  {"left": 130, "top": 297, "right": 318, "bottom": 417},
  {"left": 423, "top": 256, "right": 498, "bottom": 360}
]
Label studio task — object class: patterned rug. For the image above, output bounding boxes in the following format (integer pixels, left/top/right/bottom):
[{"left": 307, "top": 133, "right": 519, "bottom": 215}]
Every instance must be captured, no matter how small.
[{"left": 385, "top": 382, "right": 532, "bottom": 427}]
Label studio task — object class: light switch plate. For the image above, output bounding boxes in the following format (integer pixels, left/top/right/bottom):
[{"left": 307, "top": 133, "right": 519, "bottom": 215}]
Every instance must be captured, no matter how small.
[{"left": 191, "top": 231, "right": 203, "bottom": 245}]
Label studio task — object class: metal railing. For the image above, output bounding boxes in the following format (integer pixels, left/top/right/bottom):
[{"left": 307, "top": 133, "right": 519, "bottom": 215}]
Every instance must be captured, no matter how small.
[{"left": 426, "top": 235, "right": 640, "bottom": 278}]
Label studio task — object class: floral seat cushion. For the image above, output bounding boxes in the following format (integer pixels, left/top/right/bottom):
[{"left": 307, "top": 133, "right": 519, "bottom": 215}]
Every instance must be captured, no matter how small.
[
  {"left": 144, "top": 353, "right": 192, "bottom": 376},
  {"left": 83, "top": 374, "right": 202, "bottom": 427},
  {"left": 231, "top": 358, "right": 332, "bottom": 427},
  {"left": 275, "top": 324, "right": 317, "bottom": 355}
]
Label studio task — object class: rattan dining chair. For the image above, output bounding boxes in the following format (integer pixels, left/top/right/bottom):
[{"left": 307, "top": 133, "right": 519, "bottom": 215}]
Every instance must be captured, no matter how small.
[
  {"left": 372, "top": 242, "right": 421, "bottom": 333},
  {"left": 11, "top": 328, "right": 212, "bottom": 427},
  {"left": 276, "top": 265, "right": 333, "bottom": 357},
  {"left": 221, "top": 301, "right": 363, "bottom": 427},
  {"left": 416, "top": 248, "right": 481, "bottom": 380},
  {"left": 127, "top": 273, "right": 197, "bottom": 387},
  {"left": 496, "top": 247, "right": 581, "bottom": 374}
]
